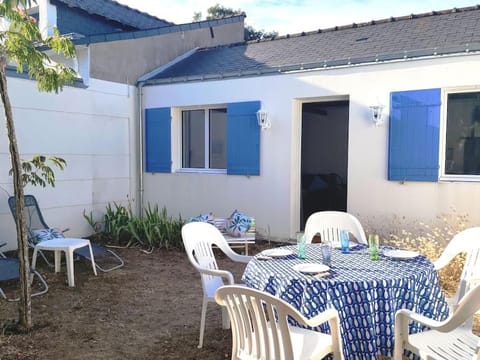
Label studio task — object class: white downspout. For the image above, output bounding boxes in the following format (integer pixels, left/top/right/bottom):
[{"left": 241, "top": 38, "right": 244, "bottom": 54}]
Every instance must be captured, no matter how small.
[{"left": 137, "top": 82, "right": 145, "bottom": 217}]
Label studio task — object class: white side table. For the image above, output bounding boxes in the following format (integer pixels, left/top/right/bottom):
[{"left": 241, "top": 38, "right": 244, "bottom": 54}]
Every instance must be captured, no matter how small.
[{"left": 31, "top": 238, "right": 97, "bottom": 287}]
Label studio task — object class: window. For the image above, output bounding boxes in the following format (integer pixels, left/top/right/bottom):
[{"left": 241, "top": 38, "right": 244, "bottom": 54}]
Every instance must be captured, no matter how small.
[
  {"left": 145, "top": 101, "right": 261, "bottom": 176},
  {"left": 444, "top": 91, "right": 480, "bottom": 176},
  {"left": 182, "top": 108, "right": 227, "bottom": 169},
  {"left": 388, "top": 88, "right": 480, "bottom": 182}
]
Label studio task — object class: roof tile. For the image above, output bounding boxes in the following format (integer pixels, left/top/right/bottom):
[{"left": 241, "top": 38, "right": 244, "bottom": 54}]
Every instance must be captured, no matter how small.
[
  {"left": 54, "top": 0, "right": 172, "bottom": 29},
  {"left": 146, "top": 6, "right": 480, "bottom": 84}
]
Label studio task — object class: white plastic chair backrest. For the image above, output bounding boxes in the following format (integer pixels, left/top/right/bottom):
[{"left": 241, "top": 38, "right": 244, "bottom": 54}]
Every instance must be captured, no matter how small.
[
  {"left": 434, "top": 227, "right": 480, "bottom": 305},
  {"left": 304, "top": 211, "right": 367, "bottom": 245},
  {"left": 215, "top": 285, "right": 315, "bottom": 360},
  {"left": 436, "top": 283, "right": 480, "bottom": 333},
  {"left": 182, "top": 222, "right": 235, "bottom": 297}
]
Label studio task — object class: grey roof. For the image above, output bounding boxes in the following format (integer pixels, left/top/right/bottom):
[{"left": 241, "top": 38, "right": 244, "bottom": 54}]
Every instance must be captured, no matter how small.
[
  {"left": 55, "top": 0, "right": 173, "bottom": 29},
  {"left": 145, "top": 6, "right": 480, "bottom": 85}
]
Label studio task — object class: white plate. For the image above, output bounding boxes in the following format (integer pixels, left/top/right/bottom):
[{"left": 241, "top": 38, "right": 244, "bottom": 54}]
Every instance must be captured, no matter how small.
[
  {"left": 333, "top": 241, "right": 357, "bottom": 249},
  {"left": 384, "top": 249, "right": 419, "bottom": 260},
  {"left": 292, "top": 263, "right": 330, "bottom": 274},
  {"left": 261, "top": 249, "right": 293, "bottom": 258}
]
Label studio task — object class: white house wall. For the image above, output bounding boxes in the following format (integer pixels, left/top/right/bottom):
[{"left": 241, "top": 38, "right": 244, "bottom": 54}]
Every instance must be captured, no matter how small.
[
  {"left": 143, "top": 54, "right": 480, "bottom": 241},
  {"left": 0, "top": 76, "right": 136, "bottom": 251}
]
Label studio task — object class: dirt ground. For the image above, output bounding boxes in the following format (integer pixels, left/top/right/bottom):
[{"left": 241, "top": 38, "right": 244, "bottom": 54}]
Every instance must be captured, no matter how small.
[
  {"left": 0, "top": 243, "right": 479, "bottom": 360},
  {"left": 0, "top": 244, "right": 268, "bottom": 360}
]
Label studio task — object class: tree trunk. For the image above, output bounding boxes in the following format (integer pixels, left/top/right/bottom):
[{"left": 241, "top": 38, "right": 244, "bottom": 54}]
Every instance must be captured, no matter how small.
[{"left": 0, "top": 55, "right": 32, "bottom": 329}]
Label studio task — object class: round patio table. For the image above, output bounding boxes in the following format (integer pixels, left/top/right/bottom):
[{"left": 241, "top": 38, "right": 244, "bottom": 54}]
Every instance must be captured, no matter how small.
[{"left": 241, "top": 244, "right": 450, "bottom": 359}]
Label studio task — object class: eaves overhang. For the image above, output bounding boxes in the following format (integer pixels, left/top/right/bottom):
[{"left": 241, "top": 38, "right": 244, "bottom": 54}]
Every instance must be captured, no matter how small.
[{"left": 5, "top": 66, "right": 86, "bottom": 88}]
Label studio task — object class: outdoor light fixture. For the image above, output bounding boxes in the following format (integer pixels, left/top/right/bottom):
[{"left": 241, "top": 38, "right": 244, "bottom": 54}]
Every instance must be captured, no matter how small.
[
  {"left": 256, "top": 109, "right": 271, "bottom": 130},
  {"left": 369, "top": 105, "right": 384, "bottom": 127}
]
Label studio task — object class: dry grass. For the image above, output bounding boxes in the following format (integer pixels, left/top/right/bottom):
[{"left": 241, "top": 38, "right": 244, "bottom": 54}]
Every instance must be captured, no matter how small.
[
  {"left": 364, "top": 211, "right": 469, "bottom": 296},
  {"left": 363, "top": 210, "right": 480, "bottom": 337}
]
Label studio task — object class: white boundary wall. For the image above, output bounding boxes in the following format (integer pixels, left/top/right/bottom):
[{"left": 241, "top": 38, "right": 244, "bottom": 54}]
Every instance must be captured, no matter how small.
[
  {"left": 0, "top": 76, "right": 136, "bottom": 251},
  {"left": 142, "top": 54, "right": 480, "bottom": 241}
]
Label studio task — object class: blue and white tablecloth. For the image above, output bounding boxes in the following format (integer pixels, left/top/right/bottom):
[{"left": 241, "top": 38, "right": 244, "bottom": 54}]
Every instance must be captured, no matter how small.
[{"left": 241, "top": 244, "right": 450, "bottom": 359}]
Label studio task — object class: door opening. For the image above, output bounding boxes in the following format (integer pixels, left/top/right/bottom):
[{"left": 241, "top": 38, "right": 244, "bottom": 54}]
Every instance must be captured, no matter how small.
[{"left": 300, "top": 100, "right": 349, "bottom": 230}]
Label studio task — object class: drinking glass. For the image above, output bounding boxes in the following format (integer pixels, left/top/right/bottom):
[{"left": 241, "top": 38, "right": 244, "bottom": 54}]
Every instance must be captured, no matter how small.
[
  {"left": 368, "top": 234, "right": 380, "bottom": 261},
  {"left": 340, "top": 230, "right": 350, "bottom": 254},
  {"left": 297, "top": 233, "right": 306, "bottom": 260},
  {"left": 320, "top": 243, "right": 332, "bottom": 266}
]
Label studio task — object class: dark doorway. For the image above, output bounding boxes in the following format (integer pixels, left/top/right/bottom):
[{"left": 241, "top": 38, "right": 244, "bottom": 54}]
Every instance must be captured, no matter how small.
[{"left": 300, "top": 100, "right": 349, "bottom": 230}]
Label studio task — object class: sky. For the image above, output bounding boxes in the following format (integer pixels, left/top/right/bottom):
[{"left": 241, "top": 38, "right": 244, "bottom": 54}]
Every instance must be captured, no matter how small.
[{"left": 114, "top": 0, "right": 478, "bottom": 35}]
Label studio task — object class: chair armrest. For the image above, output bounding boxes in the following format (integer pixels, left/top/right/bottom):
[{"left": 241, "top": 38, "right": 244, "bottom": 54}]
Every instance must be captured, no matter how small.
[
  {"left": 433, "top": 250, "right": 458, "bottom": 271},
  {"left": 396, "top": 308, "right": 447, "bottom": 329},
  {"left": 226, "top": 253, "right": 253, "bottom": 263},
  {"left": 300, "top": 308, "right": 340, "bottom": 328},
  {"left": 197, "top": 267, "right": 234, "bottom": 285},
  {"left": 296, "top": 307, "right": 343, "bottom": 357}
]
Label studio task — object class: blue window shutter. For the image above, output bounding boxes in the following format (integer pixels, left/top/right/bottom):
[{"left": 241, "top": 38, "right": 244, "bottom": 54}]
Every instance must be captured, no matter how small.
[
  {"left": 227, "top": 101, "right": 261, "bottom": 175},
  {"left": 388, "top": 89, "right": 441, "bottom": 181},
  {"left": 145, "top": 107, "right": 171, "bottom": 173}
]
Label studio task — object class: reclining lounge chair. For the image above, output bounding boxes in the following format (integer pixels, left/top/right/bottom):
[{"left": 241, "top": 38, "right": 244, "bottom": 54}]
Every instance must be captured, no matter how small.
[
  {"left": 8, "top": 195, "right": 124, "bottom": 273},
  {"left": 0, "top": 243, "right": 48, "bottom": 301}
]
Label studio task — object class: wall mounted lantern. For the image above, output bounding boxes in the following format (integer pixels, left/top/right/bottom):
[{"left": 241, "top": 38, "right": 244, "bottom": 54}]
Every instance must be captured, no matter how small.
[
  {"left": 256, "top": 109, "right": 271, "bottom": 130},
  {"left": 369, "top": 105, "right": 384, "bottom": 127}
]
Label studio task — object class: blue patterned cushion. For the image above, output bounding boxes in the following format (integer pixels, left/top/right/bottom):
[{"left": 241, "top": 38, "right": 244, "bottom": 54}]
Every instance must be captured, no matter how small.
[
  {"left": 227, "top": 210, "right": 251, "bottom": 237},
  {"left": 189, "top": 213, "right": 215, "bottom": 224},
  {"left": 31, "top": 228, "right": 64, "bottom": 244}
]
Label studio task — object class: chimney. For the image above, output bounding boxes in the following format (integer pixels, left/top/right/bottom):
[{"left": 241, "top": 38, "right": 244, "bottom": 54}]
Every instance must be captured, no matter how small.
[{"left": 38, "top": 0, "right": 57, "bottom": 38}]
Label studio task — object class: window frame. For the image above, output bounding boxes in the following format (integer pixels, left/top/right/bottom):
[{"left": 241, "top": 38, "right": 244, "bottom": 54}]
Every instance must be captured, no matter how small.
[
  {"left": 177, "top": 105, "right": 227, "bottom": 174},
  {"left": 440, "top": 85, "right": 480, "bottom": 182}
]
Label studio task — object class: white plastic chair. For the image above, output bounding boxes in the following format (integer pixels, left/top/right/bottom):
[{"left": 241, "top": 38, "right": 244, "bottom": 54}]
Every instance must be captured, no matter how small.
[
  {"left": 182, "top": 221, "right": 252, "bottom": 349},
  {"left": 215, "top": 285, "right": 344, "bottom": 360},
  {"left": 433, "top": 227, "right": 480, "bottom": 311},
  {"left": 303, "top": 211, "right": 367, "bottom": 245},
  {"left": 393, "top": 284, "right": 480, "bottom": 360}
]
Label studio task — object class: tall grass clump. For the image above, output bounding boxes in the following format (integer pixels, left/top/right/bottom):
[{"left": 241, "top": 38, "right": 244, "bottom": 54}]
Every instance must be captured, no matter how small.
[
  {"left": 105, "top": 202, "right": 132, "bottom": 244},
  {"left": 127, "top": 204, "right": 184, "bottom": 250},
  {"left": 84, "top": 202, "right": 184, "bottom": 250}
]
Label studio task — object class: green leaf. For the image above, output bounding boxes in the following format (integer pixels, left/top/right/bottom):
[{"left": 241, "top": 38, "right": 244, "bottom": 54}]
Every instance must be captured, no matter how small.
[{"left": 11, "top": 155, "right": 67, "bottom": 188}]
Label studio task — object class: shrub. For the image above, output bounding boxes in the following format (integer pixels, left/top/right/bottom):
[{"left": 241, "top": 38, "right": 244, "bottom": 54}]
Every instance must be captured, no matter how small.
[
  {"left": 84, "top": 202, "right": 185, "bottom": 250},
  {"left": 128, "top": 204, "right": 184, "bottom": 249},
  {"left": 104, "top": 202, "right": 132, "bottom": 245}
]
